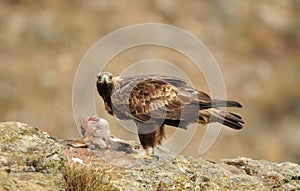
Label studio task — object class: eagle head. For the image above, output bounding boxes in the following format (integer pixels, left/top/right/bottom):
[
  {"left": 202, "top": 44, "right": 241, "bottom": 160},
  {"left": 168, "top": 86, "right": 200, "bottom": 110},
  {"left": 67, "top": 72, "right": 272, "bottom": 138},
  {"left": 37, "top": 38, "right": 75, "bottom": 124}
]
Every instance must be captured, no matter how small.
[
  {"left": 96, "top": 72, "right": 113, "bottom": 85},
  {"left": 96, "top": 71, "right": 114, "bottom": 107}
]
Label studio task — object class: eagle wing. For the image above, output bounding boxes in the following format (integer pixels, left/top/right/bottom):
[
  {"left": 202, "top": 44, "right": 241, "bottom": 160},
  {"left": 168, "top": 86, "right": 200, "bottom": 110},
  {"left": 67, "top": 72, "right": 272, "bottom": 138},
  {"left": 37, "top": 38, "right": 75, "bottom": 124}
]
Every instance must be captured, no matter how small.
[
  {"left": 111, "top": 76, "right": 211, "bottom": 124},
  {"left": 129, "top": 78, "right": 182, "bottom": 122}
]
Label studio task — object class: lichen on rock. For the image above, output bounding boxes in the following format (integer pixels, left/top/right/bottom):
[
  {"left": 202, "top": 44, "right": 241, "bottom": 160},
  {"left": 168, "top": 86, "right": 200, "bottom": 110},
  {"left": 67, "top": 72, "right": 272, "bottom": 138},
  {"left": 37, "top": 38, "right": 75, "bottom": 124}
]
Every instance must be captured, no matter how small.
[{"left": 0, "top": 122, "right": 66, "bottom": 190}]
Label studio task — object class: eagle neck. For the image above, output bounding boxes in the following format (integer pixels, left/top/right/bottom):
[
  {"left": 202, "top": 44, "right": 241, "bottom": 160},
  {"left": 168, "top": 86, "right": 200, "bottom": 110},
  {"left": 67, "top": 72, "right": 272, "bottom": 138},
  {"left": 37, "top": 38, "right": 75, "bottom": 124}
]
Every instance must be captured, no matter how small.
[{"left": 97, "top": 82, "right": 113, "bottom": 102}]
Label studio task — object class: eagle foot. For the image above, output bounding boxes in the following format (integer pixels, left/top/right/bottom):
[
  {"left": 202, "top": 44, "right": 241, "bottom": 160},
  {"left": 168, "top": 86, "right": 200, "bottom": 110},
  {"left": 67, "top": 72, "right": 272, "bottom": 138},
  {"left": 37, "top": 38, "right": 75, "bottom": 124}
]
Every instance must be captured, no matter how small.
[
  {"left": 131, "top": 153, "right": 153, "bottom": 160},
  {"left": 131, "top": 147, "right": 158, "bottom": 160}
]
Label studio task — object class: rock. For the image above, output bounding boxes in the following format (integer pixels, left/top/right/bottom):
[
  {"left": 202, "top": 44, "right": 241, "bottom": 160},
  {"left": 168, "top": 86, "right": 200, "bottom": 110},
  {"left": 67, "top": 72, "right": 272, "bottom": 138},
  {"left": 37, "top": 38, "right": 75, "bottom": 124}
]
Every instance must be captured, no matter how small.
[
  {"left": 0, "top": 170, "right": 64, "bottom": 191},
  {"left": 107, "top": 156, "right": 300, "bottom": 190},
  {"left": 0, "top": 121, "right": 300, "bottom": 190},
  {"left": 0, "top": 122, "right": 66, "bottom": 190}
]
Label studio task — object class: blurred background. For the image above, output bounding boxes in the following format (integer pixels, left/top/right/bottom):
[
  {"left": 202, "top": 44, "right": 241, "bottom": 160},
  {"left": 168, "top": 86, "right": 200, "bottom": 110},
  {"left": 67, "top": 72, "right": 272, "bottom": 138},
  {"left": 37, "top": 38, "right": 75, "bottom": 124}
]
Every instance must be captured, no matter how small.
[{"left": 0, "top": 0, "right": 299, "bottom": 163}]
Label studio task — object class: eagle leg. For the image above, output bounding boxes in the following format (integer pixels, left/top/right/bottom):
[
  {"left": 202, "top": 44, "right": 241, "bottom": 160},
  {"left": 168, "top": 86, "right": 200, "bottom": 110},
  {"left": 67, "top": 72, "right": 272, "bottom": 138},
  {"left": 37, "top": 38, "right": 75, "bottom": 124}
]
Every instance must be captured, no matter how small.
[{"left": 132, "top": 122, "right": 165, "bottom": 160}]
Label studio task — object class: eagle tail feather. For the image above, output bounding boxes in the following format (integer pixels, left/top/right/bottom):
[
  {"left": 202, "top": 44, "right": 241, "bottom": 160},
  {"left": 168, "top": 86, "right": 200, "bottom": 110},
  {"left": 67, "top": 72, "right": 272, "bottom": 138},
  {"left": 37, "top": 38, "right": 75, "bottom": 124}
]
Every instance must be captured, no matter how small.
[
  {"left": 211, "top": 100, "right": 243, "bottom": 108},
  {"left": 208, "top": 109, "right": 245, "bottom": 130}
]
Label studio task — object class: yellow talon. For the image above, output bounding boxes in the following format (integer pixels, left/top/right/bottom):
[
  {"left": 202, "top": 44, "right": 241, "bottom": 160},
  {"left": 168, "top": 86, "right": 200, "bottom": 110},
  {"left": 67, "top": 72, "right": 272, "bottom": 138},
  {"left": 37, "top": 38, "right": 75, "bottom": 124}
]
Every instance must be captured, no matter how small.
[{"left": 131, "top": 147, "right": 154, "bottom": 159}]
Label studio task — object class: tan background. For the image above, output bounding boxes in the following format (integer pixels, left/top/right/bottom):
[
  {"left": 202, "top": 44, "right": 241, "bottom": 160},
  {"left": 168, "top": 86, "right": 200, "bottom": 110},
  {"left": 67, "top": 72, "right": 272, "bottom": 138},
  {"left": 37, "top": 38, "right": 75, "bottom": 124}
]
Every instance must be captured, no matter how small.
[{"left": 1, "top": 0, "right": 299, "bottom": 163}]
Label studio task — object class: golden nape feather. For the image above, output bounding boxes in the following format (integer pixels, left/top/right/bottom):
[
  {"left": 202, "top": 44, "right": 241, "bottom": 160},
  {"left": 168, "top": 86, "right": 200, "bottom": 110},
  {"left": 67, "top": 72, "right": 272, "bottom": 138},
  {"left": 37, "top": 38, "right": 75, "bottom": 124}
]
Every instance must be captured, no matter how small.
[{"left": 96, "top": 72, "right": 245, "bottom": 154}]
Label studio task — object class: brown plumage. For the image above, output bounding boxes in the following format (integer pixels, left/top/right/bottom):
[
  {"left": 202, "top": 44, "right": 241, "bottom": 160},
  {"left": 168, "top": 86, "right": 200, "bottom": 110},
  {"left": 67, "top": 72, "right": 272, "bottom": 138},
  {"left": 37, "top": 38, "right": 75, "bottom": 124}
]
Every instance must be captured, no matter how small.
[{"left": 96, "top": 72, "right": 245, "bottom": 152}]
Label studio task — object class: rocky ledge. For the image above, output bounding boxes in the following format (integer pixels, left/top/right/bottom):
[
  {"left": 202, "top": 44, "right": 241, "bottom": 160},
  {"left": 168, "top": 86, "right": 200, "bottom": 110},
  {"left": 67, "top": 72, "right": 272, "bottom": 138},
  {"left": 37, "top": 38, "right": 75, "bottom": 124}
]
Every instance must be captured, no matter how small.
[{"left": 0, "top": 121, "right": 299, "bottom": 190}]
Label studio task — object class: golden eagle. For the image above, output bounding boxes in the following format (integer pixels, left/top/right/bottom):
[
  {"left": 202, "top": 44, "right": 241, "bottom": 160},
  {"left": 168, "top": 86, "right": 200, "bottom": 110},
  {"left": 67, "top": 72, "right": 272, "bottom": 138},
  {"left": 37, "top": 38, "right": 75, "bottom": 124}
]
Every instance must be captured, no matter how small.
[{"left": 96, "top": 72, "right": 244, "bottom": 156}]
